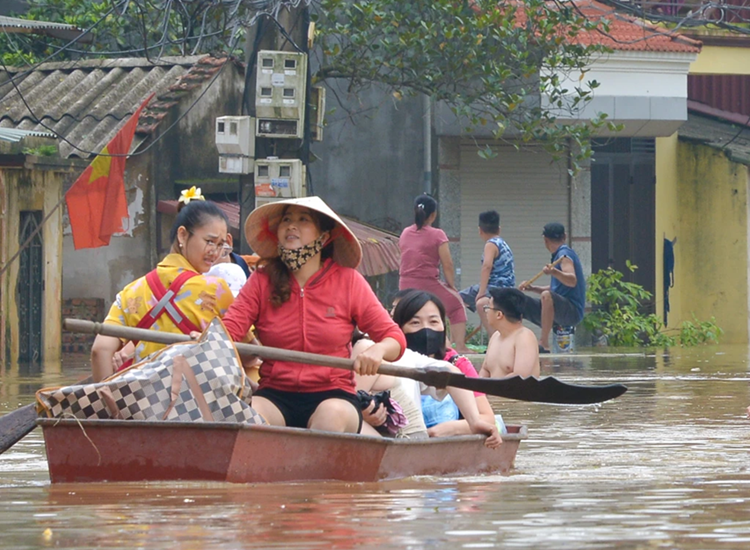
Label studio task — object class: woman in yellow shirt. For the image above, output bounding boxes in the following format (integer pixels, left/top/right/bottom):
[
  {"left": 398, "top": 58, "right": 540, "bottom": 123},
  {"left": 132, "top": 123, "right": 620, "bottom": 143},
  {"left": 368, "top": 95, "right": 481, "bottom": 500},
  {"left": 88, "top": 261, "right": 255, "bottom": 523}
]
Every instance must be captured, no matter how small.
[{"left": 91, "top": 192, "right": 234, "bottom": 381}]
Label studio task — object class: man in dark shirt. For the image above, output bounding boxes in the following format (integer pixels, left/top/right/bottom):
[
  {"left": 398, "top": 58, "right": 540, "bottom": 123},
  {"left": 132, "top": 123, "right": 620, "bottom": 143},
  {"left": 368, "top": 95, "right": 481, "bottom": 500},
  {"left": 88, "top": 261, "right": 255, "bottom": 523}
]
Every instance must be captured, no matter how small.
[{"left": 519, "top": 223, "right": 586, "bottom": 353}]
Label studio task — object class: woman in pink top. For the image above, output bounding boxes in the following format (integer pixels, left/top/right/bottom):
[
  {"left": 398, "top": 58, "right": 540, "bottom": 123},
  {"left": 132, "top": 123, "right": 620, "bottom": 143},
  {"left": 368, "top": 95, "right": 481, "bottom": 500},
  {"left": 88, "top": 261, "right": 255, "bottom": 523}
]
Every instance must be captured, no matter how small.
[{"left": 399, "top": 194, "right": 469, "bottom": 352}]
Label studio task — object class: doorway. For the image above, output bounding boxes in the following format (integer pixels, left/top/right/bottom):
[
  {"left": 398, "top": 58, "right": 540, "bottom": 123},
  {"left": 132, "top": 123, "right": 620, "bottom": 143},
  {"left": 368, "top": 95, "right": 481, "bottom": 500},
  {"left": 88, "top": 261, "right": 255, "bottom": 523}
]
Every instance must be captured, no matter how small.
[
  {"left": 17, "top": 210, "right": 44, "bottom": 362},
  {"left": 591, "top": 139, "right": 656, "bottom": 305}
]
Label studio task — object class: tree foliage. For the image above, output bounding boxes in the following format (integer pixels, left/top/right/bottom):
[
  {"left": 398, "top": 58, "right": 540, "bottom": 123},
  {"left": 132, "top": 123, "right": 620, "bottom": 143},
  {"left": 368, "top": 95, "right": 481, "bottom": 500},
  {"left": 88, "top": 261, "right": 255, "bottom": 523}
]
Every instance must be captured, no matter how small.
[
  {"left": 1, "top": 0, "right": 619, "bottom": 161},
  {"left": 313, "top": 0, "right": 617, "bottom": 163},
  {"left": 0, "top": 0, "right": 247, "bottom": 65}
]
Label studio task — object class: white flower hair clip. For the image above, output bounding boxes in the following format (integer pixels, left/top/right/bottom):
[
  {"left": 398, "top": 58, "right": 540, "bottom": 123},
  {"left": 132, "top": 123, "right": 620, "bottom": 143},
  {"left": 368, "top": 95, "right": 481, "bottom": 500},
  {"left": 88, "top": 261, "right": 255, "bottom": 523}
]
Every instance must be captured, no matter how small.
[{"left": 178, "top": 186, "right": 205, "bottom": 204}]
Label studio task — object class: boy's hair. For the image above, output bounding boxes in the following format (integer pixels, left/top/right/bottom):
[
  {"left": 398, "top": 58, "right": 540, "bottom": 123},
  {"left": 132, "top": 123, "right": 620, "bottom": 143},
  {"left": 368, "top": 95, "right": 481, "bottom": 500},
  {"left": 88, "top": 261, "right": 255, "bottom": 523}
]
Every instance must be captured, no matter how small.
[
  {"left": 487, "top": 287, "right": 525, "bottom": 323},
  {"left": 478, "top": 210, "right": 500, "bottom": 234}
]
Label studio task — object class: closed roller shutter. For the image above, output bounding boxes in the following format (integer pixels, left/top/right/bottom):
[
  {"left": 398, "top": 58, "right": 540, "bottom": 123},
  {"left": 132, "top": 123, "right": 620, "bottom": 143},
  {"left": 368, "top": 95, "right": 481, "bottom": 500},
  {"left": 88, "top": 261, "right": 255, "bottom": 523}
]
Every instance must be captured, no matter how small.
[{"left": 458, "top": 142, "right": 569, "bottom": 331}]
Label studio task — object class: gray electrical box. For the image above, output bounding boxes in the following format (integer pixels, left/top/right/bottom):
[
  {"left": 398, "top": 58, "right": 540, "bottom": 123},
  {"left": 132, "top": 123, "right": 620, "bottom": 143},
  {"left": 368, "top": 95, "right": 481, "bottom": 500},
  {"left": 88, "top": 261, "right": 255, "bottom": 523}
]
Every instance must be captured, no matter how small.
[{"left": 255, "top": 51, "right": 307, "bottom": 139}]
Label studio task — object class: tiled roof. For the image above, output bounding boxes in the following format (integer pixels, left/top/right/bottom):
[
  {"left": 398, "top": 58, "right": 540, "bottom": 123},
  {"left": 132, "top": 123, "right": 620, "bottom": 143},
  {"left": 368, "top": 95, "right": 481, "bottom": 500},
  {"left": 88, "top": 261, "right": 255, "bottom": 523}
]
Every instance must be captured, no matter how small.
[
  {"left": 0, "top": 56, "right": 231, "bottom": 159},
  {"left": 566, "top": 0, "right": 701, "bottom": 53},
  {"left": 158, "top": 200, "right": 401, "bottom": 277},
  {"left": 511, "top": 0, "right": 701, "bottom": 53}
]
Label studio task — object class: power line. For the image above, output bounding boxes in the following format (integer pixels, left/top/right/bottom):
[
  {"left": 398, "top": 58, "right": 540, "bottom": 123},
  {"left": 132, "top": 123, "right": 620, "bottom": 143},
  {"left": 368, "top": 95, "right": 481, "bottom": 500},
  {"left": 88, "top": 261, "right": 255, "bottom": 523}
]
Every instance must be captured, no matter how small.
[{"left": 0, "top": 0, "right": 131, "bottom": 89}]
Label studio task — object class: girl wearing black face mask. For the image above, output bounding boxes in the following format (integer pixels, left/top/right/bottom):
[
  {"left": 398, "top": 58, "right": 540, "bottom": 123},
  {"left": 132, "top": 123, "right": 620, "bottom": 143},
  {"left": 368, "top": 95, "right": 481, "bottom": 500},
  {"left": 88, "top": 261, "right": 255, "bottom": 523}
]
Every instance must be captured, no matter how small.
[{"left": 392, "top": 291, "right": 501, "bottom": 443}]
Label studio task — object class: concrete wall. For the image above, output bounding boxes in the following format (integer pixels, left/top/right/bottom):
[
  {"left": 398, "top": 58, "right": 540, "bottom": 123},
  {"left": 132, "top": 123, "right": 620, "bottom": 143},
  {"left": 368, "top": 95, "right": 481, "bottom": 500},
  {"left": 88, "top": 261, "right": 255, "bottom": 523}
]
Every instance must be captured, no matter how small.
[
  {"left": 676, "top": 142, "right": 748, "bottom": 343},
  {"left": 656, "top": 135, "right": 750, "bottom": 343},
  {"left": 655, "top": 135, "right": 681, "bottom": 326},
  {"left": 310, "top": 82, "right": 426, "bottom": 230},
  {"left": 436, "top": 137, "right": 462, "bottom": 285},
  {"left": 570, "top": 149, "right": 592, "bottom": 280}
]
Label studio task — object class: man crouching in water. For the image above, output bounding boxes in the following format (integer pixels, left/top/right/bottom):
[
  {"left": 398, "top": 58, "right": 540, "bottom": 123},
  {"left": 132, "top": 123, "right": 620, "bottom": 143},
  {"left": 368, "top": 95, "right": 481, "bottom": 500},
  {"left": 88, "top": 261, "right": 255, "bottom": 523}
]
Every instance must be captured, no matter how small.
[{"left": 479, "top": 287, "right": 540, "bottom": 379}]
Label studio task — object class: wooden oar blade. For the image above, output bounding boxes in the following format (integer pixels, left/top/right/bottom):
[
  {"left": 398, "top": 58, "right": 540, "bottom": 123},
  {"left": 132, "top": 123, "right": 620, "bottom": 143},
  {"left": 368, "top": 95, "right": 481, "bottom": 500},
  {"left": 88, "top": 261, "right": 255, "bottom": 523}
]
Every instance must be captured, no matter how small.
[
  {"left": 443, "top": 374, "right": 628, "bottom": 404},
  {"left": 0, "top": 403, "right": 38, "bottom": 455}
]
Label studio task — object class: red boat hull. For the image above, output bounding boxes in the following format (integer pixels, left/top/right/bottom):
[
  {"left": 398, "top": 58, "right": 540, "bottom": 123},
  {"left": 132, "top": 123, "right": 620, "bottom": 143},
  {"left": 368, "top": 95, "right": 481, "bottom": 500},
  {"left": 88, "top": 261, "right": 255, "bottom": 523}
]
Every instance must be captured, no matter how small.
[{"left": 38, "top": 419, "right": 526, "bottom": 483}]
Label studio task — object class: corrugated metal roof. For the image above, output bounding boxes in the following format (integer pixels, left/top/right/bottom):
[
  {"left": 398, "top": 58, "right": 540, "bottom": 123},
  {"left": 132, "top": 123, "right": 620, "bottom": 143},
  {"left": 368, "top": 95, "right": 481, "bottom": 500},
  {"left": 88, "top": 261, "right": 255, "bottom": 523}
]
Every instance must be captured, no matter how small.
[
  {"left": 0, "top": 15, "right": 84, "bottom": 32},
  {"left": 0, "top": 15, "right": 91, "bottom": 42},
  {"left": 689, "top": 75, "right": 750, "bottom": 119},
  {"left": 679, "top": 111, "right": 750, "bottom": 166},
  {"left": 157, "top": 200, "right": 401, "bottom": 277},
  {"left": 0, "top": 127, "right": 56, "bottom": 142},
  {"left": 0, "top": 56, "right": 230, "bottom": 159}
]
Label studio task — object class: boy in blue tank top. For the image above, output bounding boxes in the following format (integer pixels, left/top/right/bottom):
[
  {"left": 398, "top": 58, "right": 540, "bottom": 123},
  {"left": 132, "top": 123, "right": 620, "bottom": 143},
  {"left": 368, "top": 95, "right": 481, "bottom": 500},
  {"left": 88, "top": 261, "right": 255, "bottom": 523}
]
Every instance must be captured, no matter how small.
[
  {"left": 519, "top": 222, "right": 586, "bottom": 353},
  {"left": 459, "top": 210, "right": 516, "bottom": 337}
]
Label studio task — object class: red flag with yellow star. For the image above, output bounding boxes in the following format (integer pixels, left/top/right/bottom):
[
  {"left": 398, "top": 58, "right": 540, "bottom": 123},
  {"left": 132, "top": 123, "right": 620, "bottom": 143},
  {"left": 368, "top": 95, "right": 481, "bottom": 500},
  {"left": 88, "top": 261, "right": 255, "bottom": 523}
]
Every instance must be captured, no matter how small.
[{"left": 66, "top": 93, "right": 154, "bottom": 249}]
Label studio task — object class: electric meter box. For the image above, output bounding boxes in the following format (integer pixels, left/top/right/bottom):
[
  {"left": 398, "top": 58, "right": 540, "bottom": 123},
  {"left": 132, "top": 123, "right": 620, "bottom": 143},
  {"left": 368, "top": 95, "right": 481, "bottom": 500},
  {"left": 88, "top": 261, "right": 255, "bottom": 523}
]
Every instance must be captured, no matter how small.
[
  {"left": 254, "top": 158, "right": 306, "bottom": 198},
  {"left": 255, "top": 51, "right": 307, "bottom": 139},
  {"left": 215, "top": 116, "right": 254, "bottom": 156},
  {"left": 219, "top": 155, "right": 253, "bottom": 174}
]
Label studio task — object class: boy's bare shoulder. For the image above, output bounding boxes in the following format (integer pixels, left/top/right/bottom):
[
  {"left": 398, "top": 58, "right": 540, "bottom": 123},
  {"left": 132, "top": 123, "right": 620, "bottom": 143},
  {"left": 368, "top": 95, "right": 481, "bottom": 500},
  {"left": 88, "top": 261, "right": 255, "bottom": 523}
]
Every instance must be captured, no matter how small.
[{"left": 516, "top": 326, "right": 539, "bottom": 349}]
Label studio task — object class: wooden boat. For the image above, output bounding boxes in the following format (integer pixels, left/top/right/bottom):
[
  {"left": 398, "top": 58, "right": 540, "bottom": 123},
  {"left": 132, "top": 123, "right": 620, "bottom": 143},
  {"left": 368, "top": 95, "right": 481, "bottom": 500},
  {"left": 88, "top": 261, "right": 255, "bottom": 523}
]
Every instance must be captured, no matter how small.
[{"left": 38, "top": 418, "right": 526, "bottom": 483}]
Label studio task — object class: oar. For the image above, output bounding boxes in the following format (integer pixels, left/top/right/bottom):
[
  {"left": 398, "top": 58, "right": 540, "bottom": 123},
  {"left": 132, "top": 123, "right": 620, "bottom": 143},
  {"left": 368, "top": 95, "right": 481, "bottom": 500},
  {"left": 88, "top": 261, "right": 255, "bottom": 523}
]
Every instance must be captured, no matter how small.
[
  {"left": 519, "top": 256, "right": 564, "bottom": 291},
  {"left": 63, "top": 319, "right": 627, "bottom": 406},
  {"left": 0, "top": 374, "right": 93, "bottom": 455}
]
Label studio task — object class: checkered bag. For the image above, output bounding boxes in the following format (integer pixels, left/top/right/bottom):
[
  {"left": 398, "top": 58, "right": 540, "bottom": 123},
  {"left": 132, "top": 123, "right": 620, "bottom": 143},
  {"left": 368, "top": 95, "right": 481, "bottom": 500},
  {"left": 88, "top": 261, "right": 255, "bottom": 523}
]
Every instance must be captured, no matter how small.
[{"left": 36, "top": 318, "right": 265, "bottom": 425}]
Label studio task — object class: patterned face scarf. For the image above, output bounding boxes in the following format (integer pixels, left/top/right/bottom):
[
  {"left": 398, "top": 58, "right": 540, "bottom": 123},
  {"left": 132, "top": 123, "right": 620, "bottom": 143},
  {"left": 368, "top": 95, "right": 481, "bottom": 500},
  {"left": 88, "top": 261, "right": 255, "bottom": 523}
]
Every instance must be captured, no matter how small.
[{"left": 278, "top": 233, "right": 329, "bottom": 271}]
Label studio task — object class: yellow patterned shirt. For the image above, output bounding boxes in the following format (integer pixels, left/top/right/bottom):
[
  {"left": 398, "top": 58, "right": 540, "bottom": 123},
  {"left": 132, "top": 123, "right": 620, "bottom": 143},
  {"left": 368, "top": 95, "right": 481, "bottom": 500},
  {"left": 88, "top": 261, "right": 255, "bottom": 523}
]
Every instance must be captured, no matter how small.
[{"left": 104, "top": 253, "right": 234, "bottom": 363}]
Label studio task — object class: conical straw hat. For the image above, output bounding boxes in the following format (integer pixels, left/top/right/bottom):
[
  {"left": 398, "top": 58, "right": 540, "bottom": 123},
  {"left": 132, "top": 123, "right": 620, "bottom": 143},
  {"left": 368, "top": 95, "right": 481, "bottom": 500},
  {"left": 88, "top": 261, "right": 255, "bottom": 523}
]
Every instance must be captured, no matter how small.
[{"left": 244, "top": 196, "right": 363, "bottom": 269}]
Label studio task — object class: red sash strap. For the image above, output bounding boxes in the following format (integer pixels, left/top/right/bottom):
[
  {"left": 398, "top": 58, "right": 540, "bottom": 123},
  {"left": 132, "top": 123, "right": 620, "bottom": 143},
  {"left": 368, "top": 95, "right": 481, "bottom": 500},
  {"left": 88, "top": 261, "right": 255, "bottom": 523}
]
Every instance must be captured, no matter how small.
[{"left": 117, "top": 269, "right": 200, "bottom": 371}]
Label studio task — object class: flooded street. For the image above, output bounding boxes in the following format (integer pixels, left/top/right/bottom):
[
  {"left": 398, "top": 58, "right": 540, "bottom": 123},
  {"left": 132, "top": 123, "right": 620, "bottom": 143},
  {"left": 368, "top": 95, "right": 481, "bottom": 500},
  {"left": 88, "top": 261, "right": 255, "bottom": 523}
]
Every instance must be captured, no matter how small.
[{"left": 1, "top": 347, "right": 749, "bottom": 549}]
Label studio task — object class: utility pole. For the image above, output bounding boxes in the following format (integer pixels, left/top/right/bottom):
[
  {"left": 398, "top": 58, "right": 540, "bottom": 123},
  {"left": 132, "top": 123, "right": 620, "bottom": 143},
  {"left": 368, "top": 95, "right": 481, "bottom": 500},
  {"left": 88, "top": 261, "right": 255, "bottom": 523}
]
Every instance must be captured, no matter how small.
[{"left": 239, "top": 5, "right": 309, "bottom": 255}]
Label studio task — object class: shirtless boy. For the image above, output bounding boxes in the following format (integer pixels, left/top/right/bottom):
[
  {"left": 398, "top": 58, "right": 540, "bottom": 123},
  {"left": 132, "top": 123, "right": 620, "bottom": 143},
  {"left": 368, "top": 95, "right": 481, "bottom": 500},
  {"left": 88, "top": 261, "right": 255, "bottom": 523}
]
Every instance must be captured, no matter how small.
[{"left": 479, "top": 287, "right": 540, "bottom": 379}]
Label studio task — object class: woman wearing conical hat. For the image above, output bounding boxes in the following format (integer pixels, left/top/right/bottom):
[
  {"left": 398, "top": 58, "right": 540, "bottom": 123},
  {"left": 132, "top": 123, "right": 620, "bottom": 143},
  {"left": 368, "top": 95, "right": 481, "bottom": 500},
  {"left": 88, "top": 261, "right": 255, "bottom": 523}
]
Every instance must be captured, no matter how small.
[{"left": 221, "top": 197, "right": 406, "bottom": 433}]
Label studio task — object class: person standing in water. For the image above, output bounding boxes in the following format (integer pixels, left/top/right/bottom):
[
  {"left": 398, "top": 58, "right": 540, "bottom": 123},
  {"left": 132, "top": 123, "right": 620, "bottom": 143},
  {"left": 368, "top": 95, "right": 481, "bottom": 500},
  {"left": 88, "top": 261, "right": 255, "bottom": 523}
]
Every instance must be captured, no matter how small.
[
  {"left": 479, "top": 288, "right": 540, "bottom": 379},
  {"left": 399, "top": 194, "right": 470, "bottom": 353}
]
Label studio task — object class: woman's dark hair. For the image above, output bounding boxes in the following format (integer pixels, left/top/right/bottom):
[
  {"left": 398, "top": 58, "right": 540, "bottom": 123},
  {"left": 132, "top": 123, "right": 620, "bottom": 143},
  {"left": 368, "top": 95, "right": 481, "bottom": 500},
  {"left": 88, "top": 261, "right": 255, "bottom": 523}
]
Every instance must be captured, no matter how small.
[
  {"left": 392, "top": 290, "right": 447, "bottom": 357},
  {"left": 390, "top": 288, "right": 416, "bottom": 306},
  {"left": 413, "top": 194, "right": 438, "bottom": 229},
  {"left": 260, "top": 206, "right": 337, "bottom": 307},
  {"left": 169, "top": 200, "right": 229, "bottom": 244}
]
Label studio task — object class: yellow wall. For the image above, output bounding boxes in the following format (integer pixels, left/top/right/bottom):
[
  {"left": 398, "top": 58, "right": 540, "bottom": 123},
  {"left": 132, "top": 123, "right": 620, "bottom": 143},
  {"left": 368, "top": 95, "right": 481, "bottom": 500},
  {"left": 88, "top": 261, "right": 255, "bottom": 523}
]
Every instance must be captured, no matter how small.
[
  {"left": 0, "top": 167, "right": 64, "bottom": 365},
  {"left": 655, "top": 135, "right": 681, "bottom": 326},
  {"left": 690, "top": 45, "right": 750, "bottom": 75},
  {"left": 656, "top": 137, "right": 749, "bottom": 343}
]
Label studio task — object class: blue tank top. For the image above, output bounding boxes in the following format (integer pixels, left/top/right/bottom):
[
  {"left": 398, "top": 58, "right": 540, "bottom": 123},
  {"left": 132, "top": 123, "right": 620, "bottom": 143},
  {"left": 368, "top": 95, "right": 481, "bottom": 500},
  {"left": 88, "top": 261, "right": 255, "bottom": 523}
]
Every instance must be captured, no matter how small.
[
  {"left": 485, "top": 236, "right": 515, "bottom": 288},
  {"left": 551, "top": 245, "right": 586, "bottom": 322}
]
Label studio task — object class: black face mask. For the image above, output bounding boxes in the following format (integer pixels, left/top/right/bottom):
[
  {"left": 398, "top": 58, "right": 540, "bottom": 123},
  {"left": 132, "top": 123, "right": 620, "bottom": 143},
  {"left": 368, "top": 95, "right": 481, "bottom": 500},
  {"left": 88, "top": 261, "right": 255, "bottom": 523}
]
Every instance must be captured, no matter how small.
[{"left": 405, "top": 328, "right": 445, "bottom": 357}]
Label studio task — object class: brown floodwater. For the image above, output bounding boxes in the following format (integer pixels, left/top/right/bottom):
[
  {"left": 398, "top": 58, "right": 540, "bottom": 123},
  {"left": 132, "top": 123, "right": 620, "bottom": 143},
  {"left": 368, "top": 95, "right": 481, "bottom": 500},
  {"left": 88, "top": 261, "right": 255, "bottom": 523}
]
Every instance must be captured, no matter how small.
[{"left": 1, "top": 347, "right": 749, "bottom": 549}]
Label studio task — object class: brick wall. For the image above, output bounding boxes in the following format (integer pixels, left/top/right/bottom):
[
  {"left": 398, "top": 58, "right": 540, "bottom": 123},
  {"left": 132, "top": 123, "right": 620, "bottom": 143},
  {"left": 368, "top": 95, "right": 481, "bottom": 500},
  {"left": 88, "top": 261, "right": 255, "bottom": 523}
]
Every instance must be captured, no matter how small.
[{"left": 61, "top": 298, "right": 104, "bottom": 353}]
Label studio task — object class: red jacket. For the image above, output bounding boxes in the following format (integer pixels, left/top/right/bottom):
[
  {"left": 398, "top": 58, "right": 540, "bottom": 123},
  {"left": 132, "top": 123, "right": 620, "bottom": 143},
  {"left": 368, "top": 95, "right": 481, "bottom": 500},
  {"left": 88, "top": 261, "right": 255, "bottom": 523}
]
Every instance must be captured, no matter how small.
[{"left": 222, "top": 259, "right": 406, "bottom": 394}]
